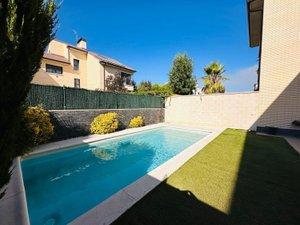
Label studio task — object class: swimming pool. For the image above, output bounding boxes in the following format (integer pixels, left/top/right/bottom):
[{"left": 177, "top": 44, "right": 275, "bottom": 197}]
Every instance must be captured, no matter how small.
[{"left": 21, "top": 127, "right": 209, "bottom": 225}]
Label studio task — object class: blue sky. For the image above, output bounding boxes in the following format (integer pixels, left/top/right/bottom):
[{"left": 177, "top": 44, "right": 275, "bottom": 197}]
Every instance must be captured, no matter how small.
[{"left": 56, "top": 0, "right": 259, "bottom": 92}]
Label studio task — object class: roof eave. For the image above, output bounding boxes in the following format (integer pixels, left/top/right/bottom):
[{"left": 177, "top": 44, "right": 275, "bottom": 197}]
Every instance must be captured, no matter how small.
[
  {"left": 247, "top": 0, "right": 264, "bottom": 48},
  {"left": 67, "top": 45, "right": 88, "bottom": 53},
  {"left": 100, "top": 61, "right": 136, "bottom": 73},
  {"left": 42, "top": 56, "right": 70, "bottom": 64}
]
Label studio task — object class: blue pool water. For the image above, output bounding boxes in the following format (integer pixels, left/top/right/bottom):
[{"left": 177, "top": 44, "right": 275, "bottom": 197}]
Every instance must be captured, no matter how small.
[{"left": 22, "top": 127, "right": 208, "bottom": 225}]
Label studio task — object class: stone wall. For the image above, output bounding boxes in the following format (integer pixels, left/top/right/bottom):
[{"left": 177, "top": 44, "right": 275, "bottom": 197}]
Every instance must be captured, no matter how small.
[{"left": 50, "top": 108, "right": 164, "bottom": 140}]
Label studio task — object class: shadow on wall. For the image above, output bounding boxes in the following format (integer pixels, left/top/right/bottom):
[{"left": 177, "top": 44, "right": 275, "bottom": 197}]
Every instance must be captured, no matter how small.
[
  {"left": 31, "top": 69, "right": 61, "bottom": 87},
  {"left": 112, "top": 129, "right": 300, "bottom": 225},
  {"left": 252, "top": 72, "right": 300, "bottom": 131}
]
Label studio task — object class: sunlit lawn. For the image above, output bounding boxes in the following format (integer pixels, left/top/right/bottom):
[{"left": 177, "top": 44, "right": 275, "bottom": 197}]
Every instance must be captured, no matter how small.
[{"left": 113, "top": 129, "right": 300, "bottom": 225}]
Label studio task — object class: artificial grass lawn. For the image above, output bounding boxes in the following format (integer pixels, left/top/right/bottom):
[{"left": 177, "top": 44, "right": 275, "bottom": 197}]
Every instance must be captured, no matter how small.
[{"left": 113, "top": 129, "right": 300, "bottom": 225}]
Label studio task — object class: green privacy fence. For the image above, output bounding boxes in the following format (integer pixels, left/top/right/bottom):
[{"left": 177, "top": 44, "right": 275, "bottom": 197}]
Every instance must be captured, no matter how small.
[{"left": 27, "top": 84, "right": 164, "bottom": 110}]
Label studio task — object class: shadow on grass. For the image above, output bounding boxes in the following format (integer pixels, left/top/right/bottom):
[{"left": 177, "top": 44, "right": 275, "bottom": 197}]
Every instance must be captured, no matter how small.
[{"left": 112, "top": 130, "right": 300, "bottom": 225}]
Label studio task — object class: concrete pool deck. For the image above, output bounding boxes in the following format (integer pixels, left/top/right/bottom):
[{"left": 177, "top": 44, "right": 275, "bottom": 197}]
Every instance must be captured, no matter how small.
[{"left": 0, "top": 123, "right": 223, "bottom": 225}]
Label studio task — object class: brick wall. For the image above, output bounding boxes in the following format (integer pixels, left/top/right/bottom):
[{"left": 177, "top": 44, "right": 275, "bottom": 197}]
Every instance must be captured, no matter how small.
[
  {"left": 257, "top": 0, "right": 300, "bottom": 129},
  {"left": 50, "top": 108, "right": 164, "bottom": 140},
  {"left": 165, "top": 93, "right": 259, "bottom": 130}
]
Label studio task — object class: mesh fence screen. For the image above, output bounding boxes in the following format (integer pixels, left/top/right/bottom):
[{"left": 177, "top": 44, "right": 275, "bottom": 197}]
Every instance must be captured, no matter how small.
[{"left": 27, "top": 84, "right": 164, "bottom": 110}]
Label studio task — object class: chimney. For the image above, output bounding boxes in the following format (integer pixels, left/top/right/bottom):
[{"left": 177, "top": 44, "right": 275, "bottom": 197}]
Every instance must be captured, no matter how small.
[{"left": 77, "top": 37, "right": 87, "bottom": 49}]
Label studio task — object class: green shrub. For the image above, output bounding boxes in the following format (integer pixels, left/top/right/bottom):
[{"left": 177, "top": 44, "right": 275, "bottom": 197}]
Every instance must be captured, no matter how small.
[
  {"left": 90, "top": 112, "right": 119, "bottom": 134},
  {"left": 24, "top": 106, "right": 54, "bottom": 146},
  {"left": 135, "top": 83, "right": 173, "bottom": 97},
  {"left": 129, "top": 116, "right": 144, "bottom": 128}
]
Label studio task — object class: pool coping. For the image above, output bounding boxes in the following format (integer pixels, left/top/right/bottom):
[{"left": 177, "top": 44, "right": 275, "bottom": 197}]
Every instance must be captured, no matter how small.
[
  {"left": 0, "top": 157, "right": 30, "bottom": 225},
  {"left": 25, "top": 123, "right": 167, "bottom": 157},
  {"left": 0, "top": 123, "right": 223, "bottom": 225}
]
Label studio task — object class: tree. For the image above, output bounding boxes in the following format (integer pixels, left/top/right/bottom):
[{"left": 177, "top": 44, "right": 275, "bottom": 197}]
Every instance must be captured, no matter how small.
[
  {"left": 0, "top": 0, "right": 56, "bottom": 198},
  {"left": 105, "top": 73, "right": 126, "bottom": 92},
  {"left": 135, "top": 82, "right": 173, "bottom": 97},
  {"left": 138, "top": 80, "right": 152, "bottom": 92},
  {"left": 168, "top": 53, "right": 196, "bottom": 95},
  {"left": 131, "top": 79, "right": 137, "bottom": 91},
  {"left": 150, "top": 83, "right": 173, "bottom": 97},
  {"left": 201, "top": 61, "right": 228, "bottom": 94}
]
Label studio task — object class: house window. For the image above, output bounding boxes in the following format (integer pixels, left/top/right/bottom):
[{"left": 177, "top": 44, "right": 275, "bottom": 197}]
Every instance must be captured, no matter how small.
[
  {"left": 74, "top": 78, "right": 80, "bottom": 88},
  {"left": 121, "top": 72, "right": 131, "bottom": 85},
  {"left": 46, "top": 64, "right": 63, "bottom": 74},
  {"left": 73, "top": 59, "right": 79, "bottom": 70}
]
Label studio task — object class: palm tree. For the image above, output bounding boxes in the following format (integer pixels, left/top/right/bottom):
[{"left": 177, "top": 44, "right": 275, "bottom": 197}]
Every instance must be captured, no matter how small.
[{"left": 201, "top": 61, "right": 228, "bottom": 94}]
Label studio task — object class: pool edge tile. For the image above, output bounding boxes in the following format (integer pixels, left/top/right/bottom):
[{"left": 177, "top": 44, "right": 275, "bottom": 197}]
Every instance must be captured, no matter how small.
[{"left": 25, "top": 123, "right": 166, "bottom": 158}]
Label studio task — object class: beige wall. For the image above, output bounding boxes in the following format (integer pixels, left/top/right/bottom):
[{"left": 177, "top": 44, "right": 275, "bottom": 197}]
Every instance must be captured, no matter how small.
[
  {"left": 32, "top": 39, "right": 134, "bottom": 91},
  {"left": 257, "top": 0, "right": 300, "bottom": 129},
  {"left": 33, "top": 40, "right": 85, "bottom": 88},
  {"left": 47, "top": 39, "right": 68, "bottom": 58},
  {"left": 69, "top": 48, "right": 88, "bottom": 88},
  {"left": 32, "top": 59, "right": 79, "bottom": 88},
  {"left": 165, "top": 93, "right": 259, "bottom": 130},
  {"left": 33, "top": 49, "right": 88, "bottom": 89},
  {"left": 86, "top": 53, "right": 104, "bottom": 90}
]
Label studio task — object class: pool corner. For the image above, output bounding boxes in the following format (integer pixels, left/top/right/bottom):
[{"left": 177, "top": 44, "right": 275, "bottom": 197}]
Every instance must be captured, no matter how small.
[{"left": 0, "top": 157, "right": 30, "bottom": 225}]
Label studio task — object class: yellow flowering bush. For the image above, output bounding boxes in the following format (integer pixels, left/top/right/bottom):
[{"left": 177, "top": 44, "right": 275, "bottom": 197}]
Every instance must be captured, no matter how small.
[
  {"left": 128, "top": 116, "right": 144, "bottom": 128},
  {"left": 24, "top": 106, "right": 54, "bottom": 146},
  {"left": 90, "top": 112, "right": 119, "bottom": 134}
]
